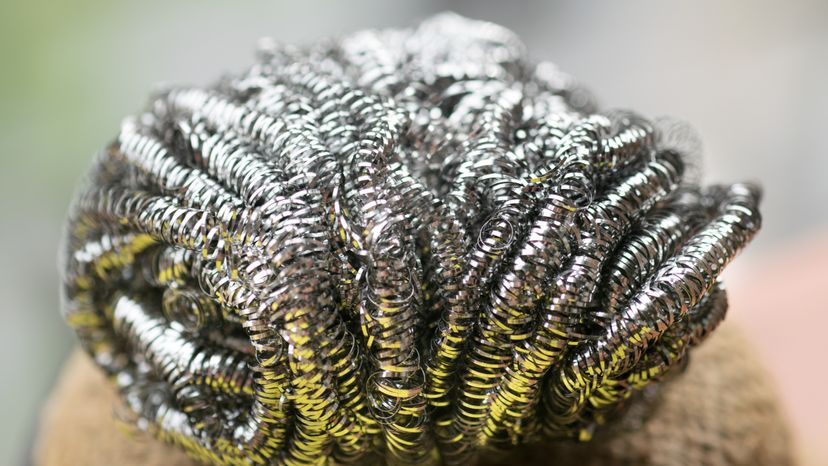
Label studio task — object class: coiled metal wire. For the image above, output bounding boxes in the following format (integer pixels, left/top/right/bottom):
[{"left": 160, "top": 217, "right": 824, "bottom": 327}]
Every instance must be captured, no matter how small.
[{"left": 61, "top": 12, "right": 761, "bottom": 466}]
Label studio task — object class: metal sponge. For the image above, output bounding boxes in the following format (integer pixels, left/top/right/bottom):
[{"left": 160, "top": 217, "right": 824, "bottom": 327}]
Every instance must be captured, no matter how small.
[{"left": 60, "top": 13, "right": 761, "bottom": 466}]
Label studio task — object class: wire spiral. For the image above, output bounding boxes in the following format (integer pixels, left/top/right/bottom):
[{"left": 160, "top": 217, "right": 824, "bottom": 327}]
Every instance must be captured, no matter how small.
[{"left": 61, "top": 13, "right": 761, "bottom": 466}]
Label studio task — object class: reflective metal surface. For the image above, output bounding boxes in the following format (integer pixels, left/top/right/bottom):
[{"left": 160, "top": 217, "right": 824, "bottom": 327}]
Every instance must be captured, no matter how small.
[{"left": 61, "top": 13, "right": 761, "bottom": 466}]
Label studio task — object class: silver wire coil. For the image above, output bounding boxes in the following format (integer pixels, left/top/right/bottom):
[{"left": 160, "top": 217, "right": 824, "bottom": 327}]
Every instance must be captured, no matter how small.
[{"left": 61, "top": 12, "right": 761, "bottom": 466}]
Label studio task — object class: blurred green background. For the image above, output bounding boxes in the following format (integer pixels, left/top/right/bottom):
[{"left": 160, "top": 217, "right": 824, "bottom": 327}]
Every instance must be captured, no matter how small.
[{"left": 1, "top": 1, "right": 826, "bottom": 464}]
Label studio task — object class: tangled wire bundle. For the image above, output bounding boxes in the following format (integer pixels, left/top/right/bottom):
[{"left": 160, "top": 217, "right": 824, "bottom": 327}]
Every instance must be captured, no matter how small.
[{"left": 61, "top": 13, "right": 762, "bottom": 466}]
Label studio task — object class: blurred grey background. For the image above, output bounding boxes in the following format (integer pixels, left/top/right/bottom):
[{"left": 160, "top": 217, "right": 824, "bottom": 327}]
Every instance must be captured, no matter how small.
[{"left": 0, "top": 0, "right": 825, "bottom": 464}]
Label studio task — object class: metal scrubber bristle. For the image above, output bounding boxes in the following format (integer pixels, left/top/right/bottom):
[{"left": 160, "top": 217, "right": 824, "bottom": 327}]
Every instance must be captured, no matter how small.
[{"left": 61, "top": 12, "right": 761, "bottom": 466}]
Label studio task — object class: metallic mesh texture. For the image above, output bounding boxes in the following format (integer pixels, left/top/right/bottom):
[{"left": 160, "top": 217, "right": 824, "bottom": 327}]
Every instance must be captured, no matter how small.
[{"left": 60, "top": 13, "right": 762, "bottom": 466}]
